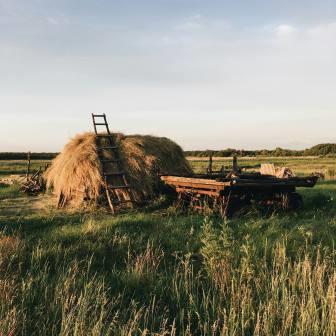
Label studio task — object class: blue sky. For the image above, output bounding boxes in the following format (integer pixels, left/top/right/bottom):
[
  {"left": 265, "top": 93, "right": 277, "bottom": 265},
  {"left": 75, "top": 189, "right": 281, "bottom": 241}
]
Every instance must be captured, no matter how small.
[{"left": 1, "top": 0, "right": 335, "bottom": 151}]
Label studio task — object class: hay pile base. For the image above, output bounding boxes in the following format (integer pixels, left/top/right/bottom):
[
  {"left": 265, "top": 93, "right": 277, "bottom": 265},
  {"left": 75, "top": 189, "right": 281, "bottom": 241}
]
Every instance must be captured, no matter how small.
[{"left": 45, "top": 132, "right": 192, "bottom": 208}]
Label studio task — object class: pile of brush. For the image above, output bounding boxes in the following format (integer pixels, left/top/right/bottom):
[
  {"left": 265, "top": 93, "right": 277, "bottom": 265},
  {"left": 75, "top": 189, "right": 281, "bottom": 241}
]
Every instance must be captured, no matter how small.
[
  {"left": 21, "top": 168, "right": 46, "bottom": 195},
  {"left": 44, "top": 132, "right": 192, "bottom": 208}
]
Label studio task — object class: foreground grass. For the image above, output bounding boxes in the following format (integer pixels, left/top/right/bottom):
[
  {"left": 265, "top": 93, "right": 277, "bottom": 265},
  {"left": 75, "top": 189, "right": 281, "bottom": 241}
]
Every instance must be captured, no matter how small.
[
  {"left": 0, "top": 183, "right": 20, "bottom": 200},
  {"left": 0, "top": 183, "right": 335, "bottom": 335}
]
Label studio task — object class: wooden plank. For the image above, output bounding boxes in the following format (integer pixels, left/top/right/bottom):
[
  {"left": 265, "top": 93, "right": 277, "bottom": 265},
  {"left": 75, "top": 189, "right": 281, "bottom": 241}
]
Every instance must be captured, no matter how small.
[
  {"left": 164, "top": 181, "right": 228, "bottom": 191},
  {"left": 231, "top": 176, "right": 318, "bottom": 188},
  {"left": 161, "top": 176, "right": 231, "bottom": 187},
  {"left": 176, "top": 187, "right": 221, "bottom": 197}
]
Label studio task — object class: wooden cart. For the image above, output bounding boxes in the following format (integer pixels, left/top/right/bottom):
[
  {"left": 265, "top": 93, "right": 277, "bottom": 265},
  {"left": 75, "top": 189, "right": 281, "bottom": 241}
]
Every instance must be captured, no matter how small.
[{"left": 160, "top": 174, "right": 318, "bottom": 217}]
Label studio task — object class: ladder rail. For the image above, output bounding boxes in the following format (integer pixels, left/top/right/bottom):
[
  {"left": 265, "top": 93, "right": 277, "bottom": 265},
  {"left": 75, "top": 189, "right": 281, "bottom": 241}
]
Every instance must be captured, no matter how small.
[
  {"left": 91, "top": 113, "right": 98, "bottom": 134},
  {"left": 92, "top": 113, "right": 111, "bottom": 135},
  {"left": 92, "top": 113, "right": 135, "bottom": 212}
]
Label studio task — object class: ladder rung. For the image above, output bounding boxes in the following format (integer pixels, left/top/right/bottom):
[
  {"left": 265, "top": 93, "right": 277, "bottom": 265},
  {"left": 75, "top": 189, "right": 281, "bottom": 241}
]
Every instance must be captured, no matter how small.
[
  {"left": 96, "top": 134, "right": 112, "bottom": 137},
  {"left": 113, "top": 200, "right": 133, "bottom": 204},
  {"left": 92, "top": 114, "right": 105, "bottom": 117},
  {"left": 94, "top": 123, "right": 108, "bottom": 126},
  {"left": 109, "top": 185, "right": 131, "bottom": 190},
  {"left": 102, "top": 159, "right": 121, "bottom": 163},
  {"left": 104, "top": 172, "right": 125, "bottom": 176},
  {"left": 98, "top": 146, "right": 118, "bottom": 150}
]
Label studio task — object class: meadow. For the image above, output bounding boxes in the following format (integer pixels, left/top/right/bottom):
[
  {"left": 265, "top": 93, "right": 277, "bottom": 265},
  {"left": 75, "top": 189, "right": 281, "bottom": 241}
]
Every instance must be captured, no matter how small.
[
  {"left": 0, "top": 160, "right": 50, "bottom": 179},
  {"left": 188, "top": 156, "right": 336, "bottom": 179},
  {"left": 0, "top": 158, "right": 335, "bottom": 335}
]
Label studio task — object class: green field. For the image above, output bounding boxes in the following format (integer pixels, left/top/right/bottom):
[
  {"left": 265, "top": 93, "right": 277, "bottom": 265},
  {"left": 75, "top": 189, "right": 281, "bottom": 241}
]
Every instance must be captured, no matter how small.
[
  {"left": 0, "top": 159, "right": 336, "bottom": 335},
  {"left": 0, "top": 160, "right": 50, "bottom": 178},
  {"left": 189, "top": 156, "right": 336, "bottom": 178},
  {"left": 1, "top": 157, "right": 335, "bottom": 178}
]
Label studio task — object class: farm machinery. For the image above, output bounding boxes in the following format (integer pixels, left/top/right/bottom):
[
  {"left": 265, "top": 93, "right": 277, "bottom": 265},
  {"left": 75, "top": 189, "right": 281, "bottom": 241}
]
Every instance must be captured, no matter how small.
[{"left": 160, "top": 161, "right": 319, "bottom": 217}]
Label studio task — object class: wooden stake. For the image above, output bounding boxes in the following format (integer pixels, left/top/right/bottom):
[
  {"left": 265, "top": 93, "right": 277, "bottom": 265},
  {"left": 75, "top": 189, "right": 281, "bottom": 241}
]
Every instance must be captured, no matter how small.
[
  {"left": 104, "top": 176, "right": 115, "bottom": 214},
  {"left": 26, "top": 151, "right": 31, "bottom": 180},
  {"left": 207, "top": 153, "right": 213, "bottom": 175},
  {"left": 233, "top": 155, "right": 238, "bottom": 173}
]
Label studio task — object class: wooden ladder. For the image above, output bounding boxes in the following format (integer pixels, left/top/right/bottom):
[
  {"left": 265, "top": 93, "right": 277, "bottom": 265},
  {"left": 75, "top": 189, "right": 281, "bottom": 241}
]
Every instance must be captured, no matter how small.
[{"left": 92, "top": 113, "right": 134, "bottom": 213}]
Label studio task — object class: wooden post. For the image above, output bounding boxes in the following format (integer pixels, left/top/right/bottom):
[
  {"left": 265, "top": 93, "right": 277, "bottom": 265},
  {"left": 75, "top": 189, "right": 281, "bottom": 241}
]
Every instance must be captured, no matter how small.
[
  {"left": 26, "top": 151, "right": 31, "bottom": 180},
  {"left": 207, "top": 153, "right": 213, "bottom": 175},
  {"left": 233, "top": 155, "right": 238, "bottom": 173}
]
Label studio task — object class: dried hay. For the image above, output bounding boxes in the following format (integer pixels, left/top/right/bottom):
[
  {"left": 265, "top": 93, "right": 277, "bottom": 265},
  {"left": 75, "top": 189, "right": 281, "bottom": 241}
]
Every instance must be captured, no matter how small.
[
  {"left": 45, "top": 132, "right": 192, "bottom": 208},
  {"left": 260, "top": 163, "right": 295, "bottom": 178},
  {"left": 0, "top": 175, "right": 26, "bottom": 186}
]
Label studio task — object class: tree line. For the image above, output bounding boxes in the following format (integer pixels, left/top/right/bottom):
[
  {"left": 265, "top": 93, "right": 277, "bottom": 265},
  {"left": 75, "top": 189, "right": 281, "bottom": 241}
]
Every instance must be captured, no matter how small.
[
  {"left": 185, "top": 144, "right": 336, "bottom": 157},
  {"left": 0, "top": 152, "right": 58, "bottom": 160},
  {"left": 1, "top": 144, "right": 336, "bottom": 160}
]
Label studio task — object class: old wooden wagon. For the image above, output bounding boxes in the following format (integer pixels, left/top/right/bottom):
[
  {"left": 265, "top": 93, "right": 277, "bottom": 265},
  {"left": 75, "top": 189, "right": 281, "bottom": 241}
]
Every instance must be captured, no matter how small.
[{"left": 160, "top": 173, "right": 318, "bottom": 217}]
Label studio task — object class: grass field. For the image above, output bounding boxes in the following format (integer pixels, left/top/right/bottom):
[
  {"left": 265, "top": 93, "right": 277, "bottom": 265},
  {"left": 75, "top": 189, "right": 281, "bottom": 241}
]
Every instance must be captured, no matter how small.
[
  {"left": 1, "top": 157, "right": 335, "bottom": 178},
  {"left": 0, "top": 159, "right": 335, "bottom": 335},
  {"left": 0, "top": 160, "right": 50, "bottom": 178},
  {"left": 189, "top": 156, "right": 336, "bottom": 179}
]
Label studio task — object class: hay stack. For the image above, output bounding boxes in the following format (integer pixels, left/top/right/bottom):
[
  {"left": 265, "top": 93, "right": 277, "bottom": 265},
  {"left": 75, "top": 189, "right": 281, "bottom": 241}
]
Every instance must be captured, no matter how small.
[{"left": 45, "top": 132, "right": 192, "bottom": 208}]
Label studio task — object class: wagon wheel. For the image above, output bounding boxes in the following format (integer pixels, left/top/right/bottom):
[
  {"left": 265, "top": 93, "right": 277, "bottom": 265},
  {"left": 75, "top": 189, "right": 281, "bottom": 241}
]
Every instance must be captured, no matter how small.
[
  {"left": 287, "top": 192, "right": 303, "bottom": 210},
  {"left": 190, "top": 195, "right": 203, "bottom": 213},
  {"left": 281, "top": 193, "right": 290, "bottom": 210},
  {"left": 202, "top": 195, "right": 214, "bottom": 215},
  {"left": 175, "top": 192, "right": 184, "bottom": 209},
  {"left": 230, "top": 203, "right": 254, "bottom": 218},
  {"left": 278, "top": 192, "right": 303, "bottom": 211},
  {"left": 175, "top": 192, "right": 188, "bottom": 210}
]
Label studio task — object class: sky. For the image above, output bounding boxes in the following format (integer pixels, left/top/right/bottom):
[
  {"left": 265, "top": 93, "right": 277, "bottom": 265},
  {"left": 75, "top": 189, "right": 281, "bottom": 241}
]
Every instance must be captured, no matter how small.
[{"left": 0, "top": 0, "right": 335, "bottom": 152}]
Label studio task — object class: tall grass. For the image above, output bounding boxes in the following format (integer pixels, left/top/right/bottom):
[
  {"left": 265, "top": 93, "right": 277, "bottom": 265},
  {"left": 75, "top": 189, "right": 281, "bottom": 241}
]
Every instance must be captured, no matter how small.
[
  {"left": 0, "top": 208, "right": 335, "bottom": 335},
  {"left": 0, "top": 180, "right": 335, "bottom": 334},
  {"left": 0, "top": 183, "right": 20, "bottom": 200}
]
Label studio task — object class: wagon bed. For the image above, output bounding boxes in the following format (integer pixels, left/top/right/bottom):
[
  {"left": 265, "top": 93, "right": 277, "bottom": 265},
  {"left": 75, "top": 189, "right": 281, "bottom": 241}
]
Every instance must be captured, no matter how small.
[{"left": 160, "top": 174, "right": 318, "bottom": 217}]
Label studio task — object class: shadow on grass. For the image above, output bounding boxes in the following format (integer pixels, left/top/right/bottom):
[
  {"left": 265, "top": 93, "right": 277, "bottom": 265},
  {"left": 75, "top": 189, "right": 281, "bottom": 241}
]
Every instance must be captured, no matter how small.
[
  {"left": 0, "top": 212, "right": 85, "bottom": 236},
  {"left": 0, "top": 183, "right": 21, "bottom": 200}
]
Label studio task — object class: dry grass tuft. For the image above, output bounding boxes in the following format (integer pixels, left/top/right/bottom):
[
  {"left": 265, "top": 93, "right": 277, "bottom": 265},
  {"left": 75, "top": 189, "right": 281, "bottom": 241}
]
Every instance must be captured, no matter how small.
[
  {"left": 0, "top": 234, "right": 21, "bottom": 335},
  {"left": 45, "top": 132, "right": 192, "bottom": 208},
  {"left": 0, "top": 235, "right": 20, "bottom": 272}
]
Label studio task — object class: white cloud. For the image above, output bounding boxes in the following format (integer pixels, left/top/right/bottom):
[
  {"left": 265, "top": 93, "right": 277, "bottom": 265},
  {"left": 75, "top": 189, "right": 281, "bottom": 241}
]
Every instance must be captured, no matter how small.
[
  {"left": 47, "top": 17, "right": 59, "bottom": 25},
  {"left": 307, "top": 22, "right": 336, "bottom": 39},
  {"left": 274, "top": 24, "right": 296, "bottom": 36},
  {"left": 46, "top": 15, "right": 69, "bottom": 25},
  {"left": 174, "top": 14, "right": 205, "bottom": 31}
]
